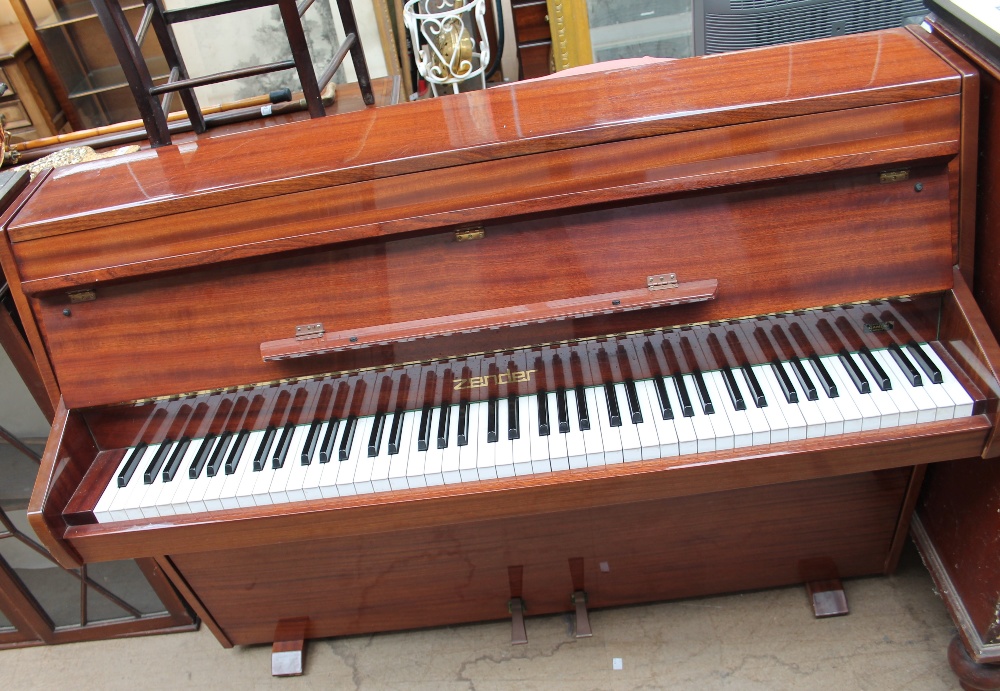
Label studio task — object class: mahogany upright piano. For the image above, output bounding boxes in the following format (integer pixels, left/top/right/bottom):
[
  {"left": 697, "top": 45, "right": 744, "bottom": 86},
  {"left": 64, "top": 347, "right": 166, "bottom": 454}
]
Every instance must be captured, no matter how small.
[{"left": 2, "top": 27, "right": 999, "bottom": 669}]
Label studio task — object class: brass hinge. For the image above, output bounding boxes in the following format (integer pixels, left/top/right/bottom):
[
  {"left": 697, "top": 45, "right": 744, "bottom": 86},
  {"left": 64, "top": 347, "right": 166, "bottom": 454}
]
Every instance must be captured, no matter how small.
[
  {"left": 879, "top": 169, "right": 910, "bottom": 184},
  {"left": 295, "top": 323, "right": 324, "bottom": 340},
  {"left": 455, "top": 226, "right": 485, "bottom": 242},
  {"left": 67, "top": 289, "right": 96, "bottom": 303},
  {"left": 647, "top": 273, "right": 678, "bottom": 291}
]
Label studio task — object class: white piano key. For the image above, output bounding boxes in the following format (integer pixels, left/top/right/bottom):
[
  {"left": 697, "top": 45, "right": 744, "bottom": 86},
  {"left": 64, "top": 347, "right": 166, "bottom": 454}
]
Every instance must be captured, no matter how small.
[
  {"left": 581, "top": 387, "right": 607, "bottom": 467},
  {"left": 261, "top": 426, "right": 303, "bottom": 505},
  {"left": 683, "top": 374, "right": 716, "bottom": 454},
  {"left": 546, "top": 392, "right": 570, "bottom": 471},
  {"left": 282, "top": 425, "right": 313, "bottom": 502},
  {"left": 615, "top": 383, "right": 645, "bottom": 461},
  {"left": 221, "top": 430, "right": 263, "bottom": 508},
  {"left": 527, "top": 394, "right": 553, "bottom": 473},
  {"left": 440, "top": 405, "right": 464, "bottom": 485},
  {"left": 748, "top": 365, "right": 789, "bottom": 443},
  {"left": 708, "top": 372, "right": 752, "bottom": 449},
  {"left": 867, "top": 350, "right": 919, "bottom": 426},
  {"left": 825, "top": 354, "right": 883, "bottom": 430},
  {"left": 815, "top": 356, "right": 862, "bottom": 433},
  {"left": 754, "top": 365, "right": 806, "bottom": 442},
  {"left": 94, "top": 450, "right": 137, "bottom": 523},
  {"left": 318, "top": 422, "right": 347, "bottom": 498},
  {"left": 166, "top": 439, "right": 208, "bottom": 515},
  {"left": 110, "top": 444, "right": 160, "bottom": 522},
  {"left": 235, "top": 433, "right": 270, "bottom": 507},
  {"left": 476, "top": 401, "right": 499, "bottom": 480},
  {"left": 457, "top": 402, "right": 481, "bottom": 481},
  {"left": 405, "top": 411, "right": 431, "bottom": 488},
  {"left": 874, "top": 350, "right": 938, "bottom": 424},
  {"left": 561, "top": 392, "right": 588, "bottom": 469},
  {"left": 200, "top": 441, "right": 238, "bottom": 512},
  {"left": 663, "top": 376, "right": 698, "bottom": 456},
  {"left": 354, "top": 415, "right": 385, "bottom": 494},
  {"left": 699, "top": 374, "right": 734, "bottom": 451},
  {"left": 345, "top": 416, "right": 376, "bottom": 495},
  {"left": 779, "top": 361, "right": 827, "bottom": 438},
  {"left": 186, "top": 438, "right": 222, "bottom": 513},
  {"left": 422, "top": 409, "right": 446, "bottom": 486},
  {"left": 493, "top": 398, "right": 515, "bottom": 478},
  {"left": 511, "top": 397, "right": 534, "bottom": 476},
  {"left": 919, "top": 344, "right": 975, "bottom": 417},
  {"left": 638, "top": 379, "right": 679, "bottom": 458},
  {"left": 628, "top": 382, "right": 661, "bottom": 460},
  {"left": 388, "top": 413, "right": 416, "bottom": 490},
  {"left": 845, "top": 352, "right": 901, "bottom": 428},
  {"left": 596, "top": 384, "right": 625, "bottom": 463}
]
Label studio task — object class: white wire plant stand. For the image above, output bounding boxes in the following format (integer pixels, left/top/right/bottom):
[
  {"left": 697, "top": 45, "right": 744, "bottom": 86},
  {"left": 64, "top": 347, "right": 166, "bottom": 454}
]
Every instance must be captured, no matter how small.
[{"left": 403, "top": 0, "right": 491, "bottom": 96}]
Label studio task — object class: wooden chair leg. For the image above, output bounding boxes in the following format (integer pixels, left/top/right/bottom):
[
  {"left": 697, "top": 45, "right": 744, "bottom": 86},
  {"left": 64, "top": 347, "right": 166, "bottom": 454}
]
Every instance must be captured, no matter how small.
[
  {"left": 149, "top": 0, "right": 206, "bottom": 133},
  {"left": 278, "top": 0, "right": 325, "bottom": 118},
  {"left": 90, "top": 0, "right": 171, "bottom": 146},
  {"left": 335, "top": 0, "right": 375, "bottom": 105}
]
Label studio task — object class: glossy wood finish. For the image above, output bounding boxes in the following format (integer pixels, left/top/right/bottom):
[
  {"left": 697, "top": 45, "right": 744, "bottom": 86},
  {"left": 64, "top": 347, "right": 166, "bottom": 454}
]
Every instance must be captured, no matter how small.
[
  {"left": 33, "top": 158, "right": 957, "bottom": 409},
  {"left": 169, "top": 469, "right": 913, "bottom": 645},
  {"left": 6, "top": 29, "right": 960, "bottom": 242}
]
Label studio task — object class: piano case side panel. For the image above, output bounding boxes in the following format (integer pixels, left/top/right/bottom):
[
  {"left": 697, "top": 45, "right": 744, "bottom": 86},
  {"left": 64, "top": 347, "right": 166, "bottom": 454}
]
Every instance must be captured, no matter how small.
[{"left": 170, "top": 468, "right": 915, "bottom": 646}]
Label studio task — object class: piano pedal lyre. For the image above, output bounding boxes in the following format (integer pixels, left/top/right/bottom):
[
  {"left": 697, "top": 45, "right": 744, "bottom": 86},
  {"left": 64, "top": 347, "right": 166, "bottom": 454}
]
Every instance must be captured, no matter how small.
[{"left": 271, "top": 617, "right": 309, "bottom": 676}]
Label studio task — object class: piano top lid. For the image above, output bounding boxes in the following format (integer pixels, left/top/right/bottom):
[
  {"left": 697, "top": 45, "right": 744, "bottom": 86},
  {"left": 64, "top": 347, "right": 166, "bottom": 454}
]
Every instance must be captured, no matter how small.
[{"left": 6, "top": 28, "right": 961, "bottom": 244}]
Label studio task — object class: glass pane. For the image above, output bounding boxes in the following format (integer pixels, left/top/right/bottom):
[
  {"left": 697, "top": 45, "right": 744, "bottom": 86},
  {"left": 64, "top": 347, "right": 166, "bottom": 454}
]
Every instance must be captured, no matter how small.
[
  {"left": 587, "top": 0, "right": 695, "bottom": 61},
  {"left": 86, "top": 560, "right": 168, "bottom": 622},
  {"left": 12, "top": 562, "right": 82, "bottom": 628},
  {"left": 0, "top": 606, "right": 13, "bottom": 630}
]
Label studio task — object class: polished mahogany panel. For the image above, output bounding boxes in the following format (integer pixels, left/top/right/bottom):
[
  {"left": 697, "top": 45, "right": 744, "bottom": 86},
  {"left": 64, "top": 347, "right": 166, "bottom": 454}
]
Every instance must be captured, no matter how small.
[
  {"left": 6, "top": 29, "right": 961, "bottom": 242},
  {"left": 34, "top": 162, "right": 954, "bottom": 409},
  {"left": 171, "top": 469, "right": 912, "bottom": 645}
]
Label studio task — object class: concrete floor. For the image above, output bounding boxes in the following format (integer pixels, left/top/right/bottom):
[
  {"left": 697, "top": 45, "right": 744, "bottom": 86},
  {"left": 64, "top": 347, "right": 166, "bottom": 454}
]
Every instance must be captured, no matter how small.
[{"left": 1, "top": 543, "right": 961, "bottom": 690}]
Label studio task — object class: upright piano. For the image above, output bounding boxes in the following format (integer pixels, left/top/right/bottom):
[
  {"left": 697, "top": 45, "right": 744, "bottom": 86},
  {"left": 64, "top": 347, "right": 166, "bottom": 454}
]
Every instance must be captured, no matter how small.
[{"left": 3, "top": 26, "right": 999, "bottom": 661}]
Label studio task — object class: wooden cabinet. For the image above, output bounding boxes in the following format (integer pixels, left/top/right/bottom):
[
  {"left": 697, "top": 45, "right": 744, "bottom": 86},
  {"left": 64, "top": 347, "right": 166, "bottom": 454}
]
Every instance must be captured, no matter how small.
[
  {"left": 0, "top": 23, "right": 66, "bottom": 141},
  {"left": 7, "top": 0, "right": 168, "bottom": 130}
]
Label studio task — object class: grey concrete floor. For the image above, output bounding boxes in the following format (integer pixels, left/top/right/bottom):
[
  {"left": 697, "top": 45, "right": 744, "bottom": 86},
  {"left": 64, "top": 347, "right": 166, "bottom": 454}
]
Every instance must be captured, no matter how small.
[{"left": 1, "top": 543, "right": 961, "bottom": 690}]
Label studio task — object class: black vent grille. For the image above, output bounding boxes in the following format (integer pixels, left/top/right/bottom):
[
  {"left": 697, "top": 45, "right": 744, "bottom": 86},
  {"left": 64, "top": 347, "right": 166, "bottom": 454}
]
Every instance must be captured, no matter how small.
[{"left": 703, "top": 0, "right": 928, "bottom": 53}]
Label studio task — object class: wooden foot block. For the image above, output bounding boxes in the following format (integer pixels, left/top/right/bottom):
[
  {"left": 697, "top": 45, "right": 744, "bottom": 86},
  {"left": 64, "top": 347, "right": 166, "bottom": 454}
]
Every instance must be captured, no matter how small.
[
  {"left": 806, "top": 579, "right": 849, "bottom": 618},
  {"left": 949, "top": 635, "right": 1000, "bottom": 690},
  {"left": 509, "top": 598, "right": 527, "bottom": 645},
  {"left": 272, "top": 617, "right": 309, "bottom": 677}
]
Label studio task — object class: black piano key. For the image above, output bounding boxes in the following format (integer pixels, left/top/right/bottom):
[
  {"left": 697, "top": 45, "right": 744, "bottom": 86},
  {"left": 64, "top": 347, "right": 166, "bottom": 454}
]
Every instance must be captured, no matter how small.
[
  {"left": 188, "top": 436, "right": 216, "bottom": 479},
  {"left": 271, "top": 423, "right": 295, "bottom": 469},
  {"left": 206, "top": 431, "right": 233, "bottom": 477},
  {"left": 907, "top": 342, "right": 943, "bottom": 384},
  {"left": 367, "top": 412, "right": 386, "bottom": 457},
  {"left": 387, "top": 411, "right": 405, "bottom": 454},
  {"left": 720, "top": 367, "right": 746, "bottom": 411},
  {"left": 692, "top": 371, "right": 714, "bottom": 414},
  {"left": 143, "top": 440, "right": 172, "bottom": 484},
  {"left": 838, "top": 350, "right": 870, "bottom": 394},
  {"left": 653, "top": 375, "right": 673, "bottom": 420},
  {"left": 225, "top": 430, "right": 250, "bottom": 474},
  {"left": 674, "top": 375, "right": 695, "bottom": 417},
  {"left": 624, "top": 379, "right": 643, "bottom": 424},
  {"left": 300, "top": 421, "right": 321, "bottom": 465},
  {"left": 162, "top": 438, "right": 190, "bottom": 481},
  {"left": 574, "top": 385, "right": 590, "bottom": 430},
  {"left": 508, "top": 395, "right": 521, "bottom": 440},
  {"left": 487, "top": 398, "right": 499, "bottom": 443},
  {"left": 417, "top": 405, "right": 433, "bottom": 452},
  {"left": 117, "top": 443, "right": 147, "bottom": 488},
  {"left": 318, "top": 419, "right": 340, "bottom": 463},
  {"left": 339, "top": 416, "right": 358, "bottom": 461},
  {"left": 436, "top": 404, "right": 451, "bottom": 449},
  {"left": 253, "top": 426, "right": 277, "bottom": 471},
  {"left": 888, "top": 343, "right": 922, "bottom": 386},
  {"left": 604, "top": 382, "right": 622, "bottom": 427},
  {"left": 537, "top": 391, "right": 550, "bottom": 436},
  {"left": 556, "top": 388, "right": 570, "bottom": 433},
  {"left": 740, "top": 365, "right": 767, "bottom": 408},
  {"left": 790, "top": 357, "right": 818, "bottom": 401},
  {"left": 770, "top": 360, "right": 798, "bottom": 404},
  {"left": 457, "top": 402, "right": 471, "bottom": 446},
  {"left": 859, "top": 348, "right": 891, "bottom": 391},
  {"left": 809, "top": 354, "right": 839, "bottom": 398}
]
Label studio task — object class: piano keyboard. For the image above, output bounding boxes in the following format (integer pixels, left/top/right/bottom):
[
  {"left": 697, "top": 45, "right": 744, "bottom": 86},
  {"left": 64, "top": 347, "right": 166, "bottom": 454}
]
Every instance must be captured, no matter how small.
[{"left": 92, "top": 343, "right": 973, "bottom": 523}]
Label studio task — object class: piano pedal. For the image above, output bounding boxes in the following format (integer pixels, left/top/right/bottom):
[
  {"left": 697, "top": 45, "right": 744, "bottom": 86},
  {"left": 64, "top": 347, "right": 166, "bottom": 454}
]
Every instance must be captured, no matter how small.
[
  {"left": 571, "top": 590, "right": 592, "bottom": 638},
  {"left": 508, "top": 598, "right": 528, "bottom": 645},
  {"left": 271, "top": 617, "right": 309, "bottom": 676},
  {"left": 806, "top": 579, "right": 849, "bottom": 618}
]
